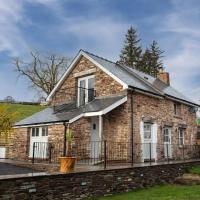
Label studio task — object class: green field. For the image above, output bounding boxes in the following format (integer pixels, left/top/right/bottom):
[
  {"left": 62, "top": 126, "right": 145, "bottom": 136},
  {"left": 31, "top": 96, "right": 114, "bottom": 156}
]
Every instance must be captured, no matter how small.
[
  {"left": 0, "top": 103, "right": 45, "bottom": 122},
  {"left": 97, "top": 185, "right": 200, "bottom": 200}
]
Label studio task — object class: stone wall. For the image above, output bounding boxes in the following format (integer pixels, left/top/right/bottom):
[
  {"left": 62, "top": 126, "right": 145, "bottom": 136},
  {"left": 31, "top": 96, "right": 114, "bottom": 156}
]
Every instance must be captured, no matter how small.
[
  {"left": 0, "top": 161, "right": 200, "bottom": 199},
  {"left": 51, "top": 56, "right": 123, "bottom": 106},
  {"left": 12, "top": 128, "right": 30, "bottom": 160},
  {"left": 130, "top": 91, "right": 197, "bottom": 161}
]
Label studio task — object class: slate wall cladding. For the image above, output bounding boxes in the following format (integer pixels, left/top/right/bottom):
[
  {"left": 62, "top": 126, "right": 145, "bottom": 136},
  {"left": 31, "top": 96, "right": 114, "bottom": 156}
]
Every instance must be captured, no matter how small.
[
  {"left": 51, "top": 56, "right": 123, "bottom": 106},
  {"left": 0, "top": 161, "right": 200, "bottom": 200}
]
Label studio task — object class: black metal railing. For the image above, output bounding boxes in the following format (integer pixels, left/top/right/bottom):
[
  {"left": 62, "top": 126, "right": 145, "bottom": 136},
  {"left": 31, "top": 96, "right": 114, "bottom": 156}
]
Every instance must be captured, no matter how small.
[{"left": 31, "top": 141, "right": 200, "bottom": 169}]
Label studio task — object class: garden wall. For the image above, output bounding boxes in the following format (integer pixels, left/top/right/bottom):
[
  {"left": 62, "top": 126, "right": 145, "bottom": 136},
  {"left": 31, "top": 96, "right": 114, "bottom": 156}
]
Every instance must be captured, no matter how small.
[{"left": 0, "top": 161, "right": 200, "bottom": 200}]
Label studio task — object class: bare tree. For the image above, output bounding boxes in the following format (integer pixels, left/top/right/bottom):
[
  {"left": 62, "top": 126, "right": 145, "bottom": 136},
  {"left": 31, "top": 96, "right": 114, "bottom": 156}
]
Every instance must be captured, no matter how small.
[{"left": 13, "top": 51, "right": 69, "bottom": 96}]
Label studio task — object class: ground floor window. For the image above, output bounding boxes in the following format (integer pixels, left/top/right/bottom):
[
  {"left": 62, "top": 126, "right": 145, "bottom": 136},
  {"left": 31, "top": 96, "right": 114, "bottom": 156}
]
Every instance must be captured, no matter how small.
[{"left": 178, "top": 128, "right": 185, "bottom": 146}]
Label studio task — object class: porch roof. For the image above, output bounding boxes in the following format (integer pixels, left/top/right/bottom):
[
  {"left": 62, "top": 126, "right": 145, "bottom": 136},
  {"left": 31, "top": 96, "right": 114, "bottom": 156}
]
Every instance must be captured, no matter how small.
[{"left": 14, "top": 95, "right": 127, "bottom": 127}]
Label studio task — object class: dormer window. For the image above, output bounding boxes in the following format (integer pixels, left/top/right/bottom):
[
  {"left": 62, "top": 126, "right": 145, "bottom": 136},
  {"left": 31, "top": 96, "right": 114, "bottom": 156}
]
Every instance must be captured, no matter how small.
[{"left": 77, "top": 75, "right": 95, "bottom": 106}]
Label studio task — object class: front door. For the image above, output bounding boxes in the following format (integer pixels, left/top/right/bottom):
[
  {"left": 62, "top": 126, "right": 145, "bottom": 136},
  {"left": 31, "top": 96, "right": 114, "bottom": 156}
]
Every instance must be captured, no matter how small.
[
  {"left": 142, "top": 122, "right": 156, "bottom": 161},
  {"left": 29, "top": 127, "right": 48, "bottom": 158},
  {"left": 90, "top": 117, "right": 101, "bottom": 159},
  {"left": 164, "top": 127, "right": 172, "bottom": 158}
]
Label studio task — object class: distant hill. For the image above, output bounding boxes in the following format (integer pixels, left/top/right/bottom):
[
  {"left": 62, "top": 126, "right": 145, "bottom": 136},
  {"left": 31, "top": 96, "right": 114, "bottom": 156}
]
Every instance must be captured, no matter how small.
[{"left": 0, "top": 103, "right": 46, "bottom": 122}]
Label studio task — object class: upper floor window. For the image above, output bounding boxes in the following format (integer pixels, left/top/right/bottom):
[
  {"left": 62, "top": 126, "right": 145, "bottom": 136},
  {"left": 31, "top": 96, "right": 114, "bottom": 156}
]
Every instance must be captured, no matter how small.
[
  {"left": 77, "top": 75, "right": 95, "bottom": 106},
  {"left": 174, "top": 103, "right": 181, "bottom": 116}
]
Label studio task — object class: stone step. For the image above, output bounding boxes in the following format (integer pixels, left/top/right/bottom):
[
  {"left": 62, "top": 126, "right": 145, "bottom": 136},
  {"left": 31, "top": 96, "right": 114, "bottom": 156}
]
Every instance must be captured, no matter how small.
[{"left": 175, "top": 173, "right": 200, "bottom": 185}]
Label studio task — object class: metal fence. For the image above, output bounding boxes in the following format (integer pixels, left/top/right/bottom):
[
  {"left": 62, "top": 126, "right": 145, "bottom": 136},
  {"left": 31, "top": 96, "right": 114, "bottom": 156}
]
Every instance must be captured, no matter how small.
[{"left": 31, "top": 141, "right": 200, "bottom": 168}]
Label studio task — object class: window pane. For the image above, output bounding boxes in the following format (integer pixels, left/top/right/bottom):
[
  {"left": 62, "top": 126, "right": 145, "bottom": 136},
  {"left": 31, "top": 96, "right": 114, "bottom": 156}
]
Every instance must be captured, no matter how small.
[
  {"left": 88, "top": 78, "right": 95, "bottom": 102},
  {"left": 32, "top": 128, "right": 35, "bottom": 137},
  {"left": 36, "top": 128, "right": 39, "bottom": 136},
  {"left": 79, "top": 80, "right": 86, "bottom": 106},
  {"left": 42, "top": 127, "right": 48, "bottom": 136},
  {"left": 144, "top": 123, "right": 152, "bottom": 139}
]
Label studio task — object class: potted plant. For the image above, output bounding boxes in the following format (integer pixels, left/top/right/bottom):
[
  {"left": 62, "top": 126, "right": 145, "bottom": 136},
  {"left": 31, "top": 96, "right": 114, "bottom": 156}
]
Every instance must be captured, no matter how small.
[{"left": 60, "top": 124, "right": 76, "bottom": 173}]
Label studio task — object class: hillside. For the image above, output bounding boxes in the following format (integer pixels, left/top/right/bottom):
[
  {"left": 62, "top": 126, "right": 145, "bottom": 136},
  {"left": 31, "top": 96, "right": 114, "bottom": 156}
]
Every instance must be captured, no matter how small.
[{"left": 0, "top": 103, "right": 45, "bottom": 122}]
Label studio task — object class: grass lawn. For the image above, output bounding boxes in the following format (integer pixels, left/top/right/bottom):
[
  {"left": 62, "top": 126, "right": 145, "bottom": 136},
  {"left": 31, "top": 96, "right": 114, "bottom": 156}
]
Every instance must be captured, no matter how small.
[
  {"left": 97, "top": 185, "right": 200, "bottom": 200},
  {"left": 0, "top": 103, "right": 45, "bottom": 122},
  {"left": 189, "top": 166, "right": 200, "bottom": 175}
]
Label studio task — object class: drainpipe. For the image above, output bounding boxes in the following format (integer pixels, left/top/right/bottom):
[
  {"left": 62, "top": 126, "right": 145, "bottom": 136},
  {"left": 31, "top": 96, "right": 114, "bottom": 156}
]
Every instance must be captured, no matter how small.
[
  {"left": 63, "top": 122, "right": 67, "bottom": 157},
  {"left": 130, "top": 90, "right": 134, "bottom": 166}
]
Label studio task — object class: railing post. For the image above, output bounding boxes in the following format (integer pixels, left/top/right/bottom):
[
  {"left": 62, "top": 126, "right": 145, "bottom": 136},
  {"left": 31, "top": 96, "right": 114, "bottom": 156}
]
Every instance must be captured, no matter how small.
[
  {"left": 49, "top": 144, "right": 52, "bottom": 163},
  {"left": 182, "top": 145, "right": 185, "bottom": 162},
  {"left": 149, "top": 143, "right": 152, "bottom": 166},
  {"left": 167, "top": 143, "right": 169, "bottom": 164},
  {"left": 104, "top": 140, "right": 107, "bottom": 170},
  {"left": 32, "top": 142, "right": 35, "bottom": 164}
]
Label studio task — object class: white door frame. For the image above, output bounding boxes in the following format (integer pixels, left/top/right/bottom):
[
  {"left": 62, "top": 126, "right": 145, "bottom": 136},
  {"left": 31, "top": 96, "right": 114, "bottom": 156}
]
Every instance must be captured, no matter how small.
[
  {"left": 140, "top": 121, "right": 157, "bottom": 162},
  {"left": 29, "top": 127, "right": 48, "bottom": 158},
  {"left": 163, "top": 126, "right": 172, "bottom": 158}
]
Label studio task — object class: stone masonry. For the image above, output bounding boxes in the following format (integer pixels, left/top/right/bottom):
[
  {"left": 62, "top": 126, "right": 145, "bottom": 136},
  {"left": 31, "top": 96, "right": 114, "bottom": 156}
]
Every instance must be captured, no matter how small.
[{"left": 12, "top": 55, "right": 198, "bottom": 163}]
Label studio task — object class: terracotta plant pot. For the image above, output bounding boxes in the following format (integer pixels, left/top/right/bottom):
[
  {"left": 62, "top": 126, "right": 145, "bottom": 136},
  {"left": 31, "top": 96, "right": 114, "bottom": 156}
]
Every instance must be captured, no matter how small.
[{"left": 59, "top": 157, "right": 76, "bottom": 173}]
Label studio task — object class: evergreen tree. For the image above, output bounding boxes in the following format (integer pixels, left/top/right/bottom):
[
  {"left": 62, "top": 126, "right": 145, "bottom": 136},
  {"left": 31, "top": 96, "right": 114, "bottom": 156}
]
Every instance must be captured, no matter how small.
[
  {"left": 140, "top": 41, "right": 164, "bottom": 77},
  {"left": 119, "top": 26, "right": 142, "bottom": 69}
]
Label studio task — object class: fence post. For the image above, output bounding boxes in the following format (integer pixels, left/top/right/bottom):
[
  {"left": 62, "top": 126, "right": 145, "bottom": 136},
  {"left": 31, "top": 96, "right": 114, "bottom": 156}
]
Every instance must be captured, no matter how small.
[
  {"left": 167, "top": 143, "right": 169, "bottom": 164},
  {"left": 149, "top": 143, "right": 152, "bottom": 166},
  {"left": 104, "top": 140, "right": 107, "bottom": 170},
  {"left": 32, "top": 142, "right": 35, "bottom": 164}
]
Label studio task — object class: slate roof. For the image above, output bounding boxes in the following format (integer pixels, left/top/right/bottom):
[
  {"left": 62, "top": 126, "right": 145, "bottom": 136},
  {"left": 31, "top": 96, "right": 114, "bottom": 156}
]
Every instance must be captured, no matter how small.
[
  {"left": 15, "top": 95, "right": 126, "bottom": 126},
  {"left": 82, "top": 50, "right": 198, "bottom": 106}
]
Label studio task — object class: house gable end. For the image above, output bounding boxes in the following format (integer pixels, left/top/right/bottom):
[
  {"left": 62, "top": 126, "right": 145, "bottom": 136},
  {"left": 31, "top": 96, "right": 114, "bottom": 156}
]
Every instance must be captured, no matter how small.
[{"left": 48, "top": 51, "right": 125, "bottom": 106}]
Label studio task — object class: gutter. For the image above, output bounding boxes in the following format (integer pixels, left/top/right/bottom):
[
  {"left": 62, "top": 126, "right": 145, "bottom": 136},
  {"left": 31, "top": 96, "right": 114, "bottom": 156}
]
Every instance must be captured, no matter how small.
[
  {"left": 165, "top": 95, "right": 200, "bottom": 108},
  {"left": 128, "top": 85, "right": 164, "bottom": 99},
  {"left": 13, "top": 120, "right": 69, "bottom": 128},
  {"left": 128, "top": 85, "right": 199, "bottom": 108}
]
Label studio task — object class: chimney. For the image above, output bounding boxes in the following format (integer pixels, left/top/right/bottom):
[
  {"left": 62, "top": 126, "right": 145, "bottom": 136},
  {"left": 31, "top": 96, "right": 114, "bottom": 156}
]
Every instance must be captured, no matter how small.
[{"left": 157, "top": 68, "right": 170, "bottom": 85}]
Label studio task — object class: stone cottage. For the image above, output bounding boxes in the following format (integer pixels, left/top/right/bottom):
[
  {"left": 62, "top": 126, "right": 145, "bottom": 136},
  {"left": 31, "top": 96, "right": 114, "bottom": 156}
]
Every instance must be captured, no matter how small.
[{"left": 13, "top": 50, "right": 199, "bottom": 163}]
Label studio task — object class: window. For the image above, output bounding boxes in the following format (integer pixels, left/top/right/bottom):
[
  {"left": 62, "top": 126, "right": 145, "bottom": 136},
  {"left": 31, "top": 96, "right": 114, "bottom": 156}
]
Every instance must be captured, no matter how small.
[
  {"left": 77, "top": 75, "right": 95, "bottom": 106},
  {"left": 31, "top": 127, "right": 48, "bottom": 137},
  {"left": 174, "top": 103, "right": 181, "bottom": 116},
  {"left": 32, "top": 127, "right": 39, "bottom": 137},
  {"left": 178, "top": 129, "right": 185, "bottom": 146},
  {"left": 42, "top": 127, "right": 48, "bottom": 136},
  {"left": 144, "top": 123, "right": 152, "bottom": 140}
]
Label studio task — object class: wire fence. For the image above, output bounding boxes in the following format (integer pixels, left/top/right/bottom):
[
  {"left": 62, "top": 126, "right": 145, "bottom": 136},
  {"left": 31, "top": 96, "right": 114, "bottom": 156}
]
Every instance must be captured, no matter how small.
[{"left": 31, "top": 141, "right": 200, "bottom": 169}]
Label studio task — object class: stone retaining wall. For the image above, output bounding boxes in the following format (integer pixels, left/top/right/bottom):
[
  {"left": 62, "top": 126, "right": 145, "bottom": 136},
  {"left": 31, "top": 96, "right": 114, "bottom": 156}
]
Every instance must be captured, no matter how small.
[{"left": 0, "top": 161, "right": 200, "bottom": 200}]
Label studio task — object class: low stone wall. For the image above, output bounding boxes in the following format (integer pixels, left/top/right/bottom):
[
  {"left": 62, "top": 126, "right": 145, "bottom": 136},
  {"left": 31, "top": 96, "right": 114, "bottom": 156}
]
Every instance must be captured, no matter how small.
[{"left": 0, "top": 161, "right": 200, "bottom": 200}]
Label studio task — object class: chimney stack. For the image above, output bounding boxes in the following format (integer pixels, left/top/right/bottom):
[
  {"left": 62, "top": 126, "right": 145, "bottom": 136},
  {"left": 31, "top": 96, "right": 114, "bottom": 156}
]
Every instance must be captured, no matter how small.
[{"left": 157, "top": 68, "right": 170, "bottom": 85}]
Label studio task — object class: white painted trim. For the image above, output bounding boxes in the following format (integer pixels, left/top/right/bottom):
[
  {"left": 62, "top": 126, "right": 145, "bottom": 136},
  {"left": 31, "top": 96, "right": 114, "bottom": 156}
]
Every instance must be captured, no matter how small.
[
  {"left": 77, "top": 75, "right": 95, "bottom": 107},
  {"left": 46, "top": 50, "right": 128, "bottom": 101},
  {"left": 84, "top": 96, "right": 127, "bottom": 116},
  {"left": 15, "top": 96, "right": 127, "bottom": 128},
  {"left": 71, "top": 96, "right": 127, "bottom": 122},
  {"left": 13, "top": 122, "right": 63, "bottom": 129},
  {"left": 81, "top": 51, "right": 128, "bottom": 89},
  {"left": 74, "top": 68, "right": 96, "bottom": 78},
  {"left": 99, "top": 115, "right": 103, "bottom": 140},
  {"left": 140, "top": 121, "right": 157, "bottom": 162},
  {"left": 69, "top": 114, "right": 84, "bottom": 123}
]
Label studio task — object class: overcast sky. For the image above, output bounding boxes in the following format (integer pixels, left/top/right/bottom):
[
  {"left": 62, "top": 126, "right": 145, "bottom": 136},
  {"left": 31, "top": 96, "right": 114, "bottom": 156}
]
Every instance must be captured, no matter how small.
[{"left": 0, "top": 0, "right": 200, "bottom": 103}]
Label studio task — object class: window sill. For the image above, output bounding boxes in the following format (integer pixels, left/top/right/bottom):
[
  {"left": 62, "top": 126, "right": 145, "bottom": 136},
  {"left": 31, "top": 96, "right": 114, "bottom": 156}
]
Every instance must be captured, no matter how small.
[{"left": 174, "top": 115, "right": 182, "bottom": 119}]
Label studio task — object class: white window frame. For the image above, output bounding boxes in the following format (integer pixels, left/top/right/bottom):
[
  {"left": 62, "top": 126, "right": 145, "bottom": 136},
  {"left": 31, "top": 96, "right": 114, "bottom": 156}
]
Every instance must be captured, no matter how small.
[
  {"left": 77, "top": 75, "right": 95, "bottom": 107},
  {"left": 178, "top": 129, "right": 185, "bottom": 147}
]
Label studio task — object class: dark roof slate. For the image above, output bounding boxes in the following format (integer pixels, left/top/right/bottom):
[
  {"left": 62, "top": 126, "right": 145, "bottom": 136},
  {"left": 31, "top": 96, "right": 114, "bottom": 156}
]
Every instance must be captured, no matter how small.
[{"left": 15, "top": 95, "right": 126, "bottom": 126}]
